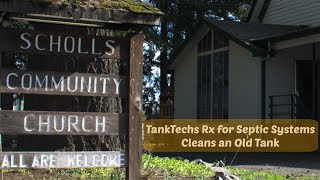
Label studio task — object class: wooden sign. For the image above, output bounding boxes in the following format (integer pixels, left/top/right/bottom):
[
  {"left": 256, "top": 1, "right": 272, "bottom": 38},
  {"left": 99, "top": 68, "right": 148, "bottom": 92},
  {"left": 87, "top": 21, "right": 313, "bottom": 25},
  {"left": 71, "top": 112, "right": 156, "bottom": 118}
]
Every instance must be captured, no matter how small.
[
  {"left": 0, "top": 68, "right": 127, "bottom": 97},
  {"left": 0, "top": 28, "right": 129, "bottom": 59},
  {"left": 0, "top": 151, "right": 126, "bottom": 168},
  {"left": 0, "top": 110, "right": 128, "bottom": 135},
  {"left": 0, "top": 28, "right": 144, "bottom": 179}
]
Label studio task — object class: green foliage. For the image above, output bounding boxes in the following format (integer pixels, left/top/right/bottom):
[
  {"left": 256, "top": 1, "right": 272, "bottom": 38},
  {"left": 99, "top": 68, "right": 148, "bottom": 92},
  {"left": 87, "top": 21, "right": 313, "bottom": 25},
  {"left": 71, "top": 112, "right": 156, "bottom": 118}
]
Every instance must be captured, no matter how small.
[
  {"left": 30, "top": 0, "right": 163, "bottom": 14},
  {"left": 142, "top": 154, "right": 215, "bottom": 179},
  {"left": 3, "top": 161, "right": 320, "bottom": 179},
  {"left": 2, "top": 155, "right": 215, "bottom": 179},
  {"left": 59, "top": 168, "right": 125, "bottom": 179},
  {"left": 227, "top": 167, "right": 285, "bottom": 180},
  {"left": 146, "top": 0, "right": 253, "bottom": 59},
  {"left": 227, "top": 166, "right": 319, "bottom": 180}
]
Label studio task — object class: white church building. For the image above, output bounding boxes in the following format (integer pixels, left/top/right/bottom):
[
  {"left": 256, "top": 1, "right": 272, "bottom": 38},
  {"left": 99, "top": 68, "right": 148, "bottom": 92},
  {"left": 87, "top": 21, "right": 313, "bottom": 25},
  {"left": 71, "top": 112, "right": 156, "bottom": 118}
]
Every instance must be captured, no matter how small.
[{"left": 170, "top": 0, "right": 320, "bottom": 120}]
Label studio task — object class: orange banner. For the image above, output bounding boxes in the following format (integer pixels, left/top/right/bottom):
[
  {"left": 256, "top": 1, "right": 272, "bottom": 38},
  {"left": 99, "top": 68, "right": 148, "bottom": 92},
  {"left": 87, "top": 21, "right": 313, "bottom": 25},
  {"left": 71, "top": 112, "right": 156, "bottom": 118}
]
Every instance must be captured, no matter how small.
[{"left": 143, "top": 119, "right": 318, "bottom": 152}]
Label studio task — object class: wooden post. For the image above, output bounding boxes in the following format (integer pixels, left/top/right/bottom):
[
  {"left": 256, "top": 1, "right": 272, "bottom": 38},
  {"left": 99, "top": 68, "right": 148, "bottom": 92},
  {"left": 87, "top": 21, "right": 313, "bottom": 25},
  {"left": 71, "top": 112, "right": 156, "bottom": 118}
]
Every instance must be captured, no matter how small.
[
  {"left": 269, "top": 96, "right": 273, "bottom": 119},
  {"left": 313, "top": 43, "right": 316, "bottom": 120},
  {"left": 0, "top": 52, "right": 3, "bottom": 180},
  {"left": 127, "top": 32, "right": 143, "bottom": 179},
  {"left": 290, "top": 94, "right": 294, "bottom": 119}
]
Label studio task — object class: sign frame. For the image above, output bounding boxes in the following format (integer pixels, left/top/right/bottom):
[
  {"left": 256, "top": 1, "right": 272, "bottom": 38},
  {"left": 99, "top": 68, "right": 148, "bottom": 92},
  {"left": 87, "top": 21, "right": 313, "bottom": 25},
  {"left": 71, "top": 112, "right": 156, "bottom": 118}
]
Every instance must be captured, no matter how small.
[{"left": 0, "top": 28, "right": 144, "bottom": 179}]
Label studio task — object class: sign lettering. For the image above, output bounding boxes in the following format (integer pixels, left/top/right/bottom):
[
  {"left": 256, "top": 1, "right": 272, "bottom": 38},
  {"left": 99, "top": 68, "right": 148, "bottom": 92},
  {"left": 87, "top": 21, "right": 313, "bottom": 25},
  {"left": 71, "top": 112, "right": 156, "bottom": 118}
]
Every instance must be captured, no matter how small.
[
  {"left": 0, "top": 69, "right": 127, "bottom": 97},
  {"left": 0, "top": 152, "right": 126, "bottom": 168},
  {"left": 0, "top": 110, "right": 128, "bottom": 135},
  {"left": 20, "top": 33, "right": 116, "bottom": 55},
  {"left": 0, "top": 28, "right": 128, "bottom": 58},
  {"left": 0, "top": 27, "right": 143, "bottom": 174}
]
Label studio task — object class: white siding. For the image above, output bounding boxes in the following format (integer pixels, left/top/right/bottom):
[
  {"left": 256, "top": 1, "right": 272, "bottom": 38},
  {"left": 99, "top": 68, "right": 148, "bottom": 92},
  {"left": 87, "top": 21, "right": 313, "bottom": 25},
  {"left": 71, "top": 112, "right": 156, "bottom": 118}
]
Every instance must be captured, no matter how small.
[
  {"left": 228, "top": 41, "right": 262, "bottom": 118},
  {"left": 272, "top": 33, "right": 320, "bottom": 50},
  {"left": 263, "top": 0, "right": 320, "bottom": 26},
  {"left": 265, "top": 52, "right": 295, "bottom": 118},
  {"left": 264, "top": 44, "right": 319, "bottom": 118},
  {"left": 249, "top": 0, "right": 265, "bottom": 23},
  {"left": 173, "top": 45, "right": 198, "bottom": 118}
]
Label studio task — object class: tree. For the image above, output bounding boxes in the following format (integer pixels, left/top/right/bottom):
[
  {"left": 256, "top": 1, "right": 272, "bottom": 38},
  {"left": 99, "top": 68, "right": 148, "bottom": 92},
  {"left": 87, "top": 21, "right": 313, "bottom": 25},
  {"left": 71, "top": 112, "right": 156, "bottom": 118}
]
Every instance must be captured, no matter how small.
[{"left": 142, "top": 0, "right": 253, "bottom": 117}]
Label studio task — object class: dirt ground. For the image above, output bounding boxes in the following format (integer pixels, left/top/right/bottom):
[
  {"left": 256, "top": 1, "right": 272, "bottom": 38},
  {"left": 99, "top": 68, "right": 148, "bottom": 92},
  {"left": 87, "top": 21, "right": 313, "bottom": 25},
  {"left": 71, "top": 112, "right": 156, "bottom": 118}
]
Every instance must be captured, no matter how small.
[{"left": 156, "top": 152, "right": 320, "bottom": 177}]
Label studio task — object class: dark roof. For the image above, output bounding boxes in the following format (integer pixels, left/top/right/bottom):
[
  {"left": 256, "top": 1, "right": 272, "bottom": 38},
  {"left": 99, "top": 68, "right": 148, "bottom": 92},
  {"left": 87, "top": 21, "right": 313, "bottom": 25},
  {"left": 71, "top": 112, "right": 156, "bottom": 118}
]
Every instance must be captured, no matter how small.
[
  {"left": 252, "top": 26, "right": 320, "bottom": 43},
  {"left": 205, "top": 18, "right": 307, "bottom": 56},
  {"left": 172, "top": 19, "right": 320, "bottom": 69},
  {"left": 206, "top": 19, "right": 304, "bottom": 42}
]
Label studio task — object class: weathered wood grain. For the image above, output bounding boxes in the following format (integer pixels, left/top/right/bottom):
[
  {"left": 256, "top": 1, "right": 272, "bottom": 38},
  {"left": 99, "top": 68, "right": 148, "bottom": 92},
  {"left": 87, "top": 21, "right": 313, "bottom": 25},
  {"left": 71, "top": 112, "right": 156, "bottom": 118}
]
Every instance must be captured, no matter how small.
[
  {"left": 0, "top": 68, "right": 127, "bottom": 97},
  {"left": 127, "top": 33, "right": 143, "bottom": 180},
  {"left": 0, "top": 110, "right": 128, "bottom": 135},
  {"left": 0, "top": 28, "right": 129, "bottom": 58},
  {"left": 0, "top": 151, "right": 127, "bottom": 168}
]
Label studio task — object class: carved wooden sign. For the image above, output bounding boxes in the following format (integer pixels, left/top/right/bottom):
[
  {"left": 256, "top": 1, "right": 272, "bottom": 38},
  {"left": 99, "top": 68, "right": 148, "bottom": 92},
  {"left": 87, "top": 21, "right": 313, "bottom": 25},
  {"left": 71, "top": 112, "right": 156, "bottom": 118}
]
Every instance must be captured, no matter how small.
[
  {"left": 0, "top": 110, "right": 128, "bottom": 135},
  {"left": 0, "top": 27, "right": 144, "bottom": 178},
  {"left": 0, "top": 68, "right": 127, "bottom": 97},
  {"left": 0, "top": 28, "right": 129, "bottom": 58},
  {"left": 0, "top": 152, "right": 126, "bottom": 168}
]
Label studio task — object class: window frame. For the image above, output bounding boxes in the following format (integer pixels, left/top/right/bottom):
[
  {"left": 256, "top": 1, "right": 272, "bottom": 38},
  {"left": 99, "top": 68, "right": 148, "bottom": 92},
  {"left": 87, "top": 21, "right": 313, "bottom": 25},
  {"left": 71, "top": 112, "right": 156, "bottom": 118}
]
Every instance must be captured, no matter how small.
[{"left": 197, "top": 29, "right": 229, "bottom": 119}]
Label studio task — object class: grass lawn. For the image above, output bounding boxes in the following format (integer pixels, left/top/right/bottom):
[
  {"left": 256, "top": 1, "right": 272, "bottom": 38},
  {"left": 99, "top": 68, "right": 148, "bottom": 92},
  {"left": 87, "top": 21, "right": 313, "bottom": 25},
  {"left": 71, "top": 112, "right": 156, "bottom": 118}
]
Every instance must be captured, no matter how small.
[{"left": 0, "top": 154, "right": 319, "bottom": 179}]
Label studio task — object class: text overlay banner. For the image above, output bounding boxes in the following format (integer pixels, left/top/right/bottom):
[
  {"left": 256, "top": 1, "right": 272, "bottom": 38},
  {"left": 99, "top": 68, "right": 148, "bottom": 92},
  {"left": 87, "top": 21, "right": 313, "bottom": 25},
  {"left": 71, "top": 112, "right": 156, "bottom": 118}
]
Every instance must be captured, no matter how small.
[{"left": 144, "top": 119, "right": 318, "bottom": 152}]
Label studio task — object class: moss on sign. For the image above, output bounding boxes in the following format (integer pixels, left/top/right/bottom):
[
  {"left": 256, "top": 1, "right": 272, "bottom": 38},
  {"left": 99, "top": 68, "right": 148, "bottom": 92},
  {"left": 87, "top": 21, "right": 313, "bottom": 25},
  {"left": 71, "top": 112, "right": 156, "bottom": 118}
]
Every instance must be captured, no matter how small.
[{"left": 30, "top": 0, "right": 163, "bottom": 14}]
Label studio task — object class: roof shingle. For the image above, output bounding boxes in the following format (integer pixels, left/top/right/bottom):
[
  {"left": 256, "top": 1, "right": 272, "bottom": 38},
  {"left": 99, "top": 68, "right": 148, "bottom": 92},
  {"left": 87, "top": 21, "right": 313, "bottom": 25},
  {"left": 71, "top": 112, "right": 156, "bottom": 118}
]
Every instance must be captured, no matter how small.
[{"left": 206, "top": 19, "right": 305, "bottom": 42}]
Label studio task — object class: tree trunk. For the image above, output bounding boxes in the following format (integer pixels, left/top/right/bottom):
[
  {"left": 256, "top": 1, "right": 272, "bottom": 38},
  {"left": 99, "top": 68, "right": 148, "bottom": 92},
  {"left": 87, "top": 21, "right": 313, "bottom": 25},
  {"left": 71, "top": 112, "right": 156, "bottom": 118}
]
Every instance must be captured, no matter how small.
[{"left": 160, "top": 14, "right": 168, "bottom": 107}]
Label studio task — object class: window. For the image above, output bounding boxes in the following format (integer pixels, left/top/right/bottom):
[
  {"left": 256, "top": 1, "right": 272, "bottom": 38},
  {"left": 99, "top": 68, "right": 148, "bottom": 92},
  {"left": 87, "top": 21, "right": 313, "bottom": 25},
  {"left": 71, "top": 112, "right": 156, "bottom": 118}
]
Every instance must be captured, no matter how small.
[
  {"left": 197, "top": 55, "right": 212, "bottom": 118},
  {"left": 197, "top": 30, "right": 229, "bottom": 119},
  {"left": 214, "top": 30, "right": 229, "bottom": 49},
  {"left": 198, "top": 31, "right": 212, "bottom": 53}
]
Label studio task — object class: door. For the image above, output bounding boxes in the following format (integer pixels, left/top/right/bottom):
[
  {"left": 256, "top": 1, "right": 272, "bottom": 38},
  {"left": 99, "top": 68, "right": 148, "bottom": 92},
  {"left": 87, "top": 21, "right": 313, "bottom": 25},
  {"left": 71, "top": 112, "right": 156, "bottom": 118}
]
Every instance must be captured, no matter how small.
[
  {"left": 296, "top": 61, "right": 319, "bottom": 119},
  {"left": 296, "top": 61, "right": 313, "bottom": 118}
]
